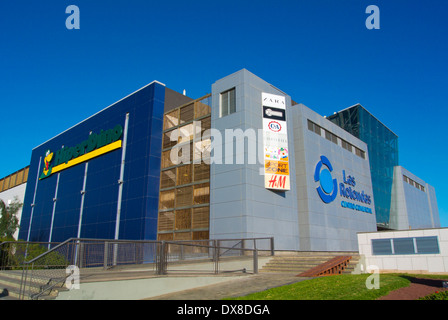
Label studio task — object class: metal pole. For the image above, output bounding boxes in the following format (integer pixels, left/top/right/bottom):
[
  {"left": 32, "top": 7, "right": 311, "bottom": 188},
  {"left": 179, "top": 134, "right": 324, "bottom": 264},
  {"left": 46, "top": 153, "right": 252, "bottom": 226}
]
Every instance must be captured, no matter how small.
[
  {"left": 27, "top": 156, "right": 42, "bottom": 244},
  {"left": 253, "top": 249, "right": 258, "bottom": 274},
  {"left": 114, "top": 113, "right": 130, "bottom": 241},
  {"left": 214, "top": 240, "right": 219, "bottom": 274},
  {"left": 104, "top": 242, "right": 109, "bottom": 270},
  {"left": 113, "top": 114, "right": 130, "bottom": 266},
  {"left": 48, "top": 173, "right": 60, "bottom": 248}
]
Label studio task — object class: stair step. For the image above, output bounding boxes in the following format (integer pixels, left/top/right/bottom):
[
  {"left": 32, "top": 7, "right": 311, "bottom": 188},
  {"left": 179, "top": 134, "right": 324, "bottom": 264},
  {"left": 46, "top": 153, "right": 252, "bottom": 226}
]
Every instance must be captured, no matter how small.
[
  {"left": 260, "top": 252, "right": 360, "bottom": 276},
  {"left": 0, "top": 270, "right": 66, "bottom": 300}
]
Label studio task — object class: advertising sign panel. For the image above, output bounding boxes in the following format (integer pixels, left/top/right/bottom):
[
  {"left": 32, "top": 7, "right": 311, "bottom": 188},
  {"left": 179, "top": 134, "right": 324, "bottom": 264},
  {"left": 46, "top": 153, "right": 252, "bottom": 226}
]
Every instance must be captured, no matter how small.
[{"left": 262, "top": 93, "right": 290, "bottom": 190}]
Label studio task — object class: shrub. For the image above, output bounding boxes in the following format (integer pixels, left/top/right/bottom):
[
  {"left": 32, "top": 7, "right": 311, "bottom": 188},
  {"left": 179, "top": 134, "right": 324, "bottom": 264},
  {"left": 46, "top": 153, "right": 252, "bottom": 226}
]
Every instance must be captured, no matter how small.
[{"left": 419, "top": 290, "right": 448, "bottom": 300}]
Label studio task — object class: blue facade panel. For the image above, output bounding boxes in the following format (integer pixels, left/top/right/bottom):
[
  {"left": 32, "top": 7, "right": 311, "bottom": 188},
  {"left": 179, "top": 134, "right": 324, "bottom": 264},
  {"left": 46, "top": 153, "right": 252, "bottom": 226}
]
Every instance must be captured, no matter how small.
[{"left": 19, "top": 82, "right": 165, "bottom": 242}]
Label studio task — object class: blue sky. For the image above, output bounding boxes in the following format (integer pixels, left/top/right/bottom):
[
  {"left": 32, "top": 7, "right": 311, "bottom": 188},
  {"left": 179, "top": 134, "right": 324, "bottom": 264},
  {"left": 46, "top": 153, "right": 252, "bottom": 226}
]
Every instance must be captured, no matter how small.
[{"left": 1, "top": 1, "right": 447, "bottom": 227}]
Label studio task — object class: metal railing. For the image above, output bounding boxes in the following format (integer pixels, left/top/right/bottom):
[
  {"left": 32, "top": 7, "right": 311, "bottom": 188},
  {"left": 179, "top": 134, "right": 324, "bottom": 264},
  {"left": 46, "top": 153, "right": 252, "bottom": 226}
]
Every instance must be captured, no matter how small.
[{"left": 4, "top": 237, "right": 274, "bottom": 300}]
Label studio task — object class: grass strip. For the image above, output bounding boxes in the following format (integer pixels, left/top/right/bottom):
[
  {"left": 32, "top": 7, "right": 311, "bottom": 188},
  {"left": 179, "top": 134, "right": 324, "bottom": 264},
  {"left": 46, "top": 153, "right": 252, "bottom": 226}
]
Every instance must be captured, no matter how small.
[{"left": 227, "top": 274, "right": 414, "bottom": 300}]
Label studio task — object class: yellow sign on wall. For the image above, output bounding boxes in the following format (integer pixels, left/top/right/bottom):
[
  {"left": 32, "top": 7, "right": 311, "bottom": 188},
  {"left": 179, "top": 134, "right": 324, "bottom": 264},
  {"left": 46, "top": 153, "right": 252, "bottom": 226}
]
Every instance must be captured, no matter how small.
[{"left": 40, "top": 125, "right": 123, "bottom": 180}]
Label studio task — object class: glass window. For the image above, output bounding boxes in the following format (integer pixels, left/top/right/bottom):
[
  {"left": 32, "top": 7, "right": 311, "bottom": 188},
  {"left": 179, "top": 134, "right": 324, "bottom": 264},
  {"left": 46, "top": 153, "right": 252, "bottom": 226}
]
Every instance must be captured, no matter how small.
[
  {"left": 307, "top": 119, "right": 314, "bottom": 132},
  {"left": 341, "top": 140, "right": 353, "bottom": 152},
  {"left": 393, "top": 238, "right": 415, "bottom": 255},
  {"left": 194, "top": 139, "right": 211, "bottom": 163},
  {"left": 164, "top": 109, "right": 179, "bottom": 130},
  {"left": 355, "top": 147, "right": 365, "bottom": 159},
  {"left": 175, "top": 209, "right": 192, "bottom": 230},
  {"left": 220, "top": 88, "right": 236, "bottom": 117},
  {"left": 176, "top": 186, "right": 193, "bottom": 208},
  {"left": 193, "top": 163, "right": 210, "bottom": 182},
  {"left": 161, "top": 150, "right": 175, "bottom": 169},
  {"left": 372, "top": 239, "right": 393, "bottom": 255},
  {"left": 325, "top": 130, "right": 337, "bottom": 144},
  {"left": 197, "top": 116, "right": 211, "bottom": 138},
  {"left": 159, "top": 190, "right": 175, "bottom": 210},
  {"left": 163, "top": 129, "right": 178, "bottom": 149},
  {"left": 180, "top": 103, "right": 194, "bottom": 124},
  {"left": 193, "top": 183, "right": 209, "bottom": 205},
  {"left": 178, "top": 124, "right": 194, "bottom": 144},
  {"left": 158, "top": 211, "right": 174, "bottom": 232},
  {"left": 192, "top": 207, "right": 209, "bottom": 229},
  {"left": 195, "top": 100, "right": 211, "bottom": 118},
  {"left": 177, "top": 165, "right": 192, "bottom": 186},
  {"left": 160, "top": 169, "right": 176, "bottom": 189},
  {"left": 307, "top": 120, "right": 321, "bottom": 136},
  {"left": 416, "top": 236, "right": 439, "bottom": 254}
]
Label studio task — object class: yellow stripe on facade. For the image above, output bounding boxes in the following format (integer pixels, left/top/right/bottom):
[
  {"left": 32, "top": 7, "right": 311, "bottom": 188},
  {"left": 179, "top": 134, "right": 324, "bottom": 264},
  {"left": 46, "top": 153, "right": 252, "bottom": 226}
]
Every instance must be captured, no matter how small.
[{"left": 52, "top": 140, "right": 122, "bottom": 174}]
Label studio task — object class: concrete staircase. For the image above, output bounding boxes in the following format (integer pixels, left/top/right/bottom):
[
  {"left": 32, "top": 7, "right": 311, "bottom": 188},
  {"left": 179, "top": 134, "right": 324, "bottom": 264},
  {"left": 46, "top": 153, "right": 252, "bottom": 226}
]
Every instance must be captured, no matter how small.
[
  {"left": 260, "top": 252, "right": 360, "bottom": 275},
  {"left": 0, "top": 270, "right": 67, "bottom": 300}
]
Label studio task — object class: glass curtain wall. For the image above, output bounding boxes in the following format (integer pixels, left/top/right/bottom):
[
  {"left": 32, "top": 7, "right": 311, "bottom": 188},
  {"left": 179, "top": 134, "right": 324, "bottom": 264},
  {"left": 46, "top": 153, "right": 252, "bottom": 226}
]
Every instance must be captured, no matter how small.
[
  {"left": 158, "top": 95, "right": 211, "bottom": 241},
  {"left": 327, "top": 104, "right": 399, "bottom": 228}
]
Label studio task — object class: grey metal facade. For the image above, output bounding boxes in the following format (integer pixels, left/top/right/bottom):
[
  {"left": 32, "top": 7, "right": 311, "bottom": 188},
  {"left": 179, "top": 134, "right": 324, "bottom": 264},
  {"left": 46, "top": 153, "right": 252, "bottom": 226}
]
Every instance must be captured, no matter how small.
[{"left": 209, "top": 70, "right": 377, "bottom": 251}]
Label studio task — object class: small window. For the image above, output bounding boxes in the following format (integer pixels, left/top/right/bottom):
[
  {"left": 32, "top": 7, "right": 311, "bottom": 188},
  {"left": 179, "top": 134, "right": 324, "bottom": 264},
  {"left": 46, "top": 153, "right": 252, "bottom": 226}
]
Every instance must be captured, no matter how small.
[
  {"left": 416, "top": 236, "right": 439, "bottom": 254},
  {"left": 372, "top": 239, "right": 393, "bottom": 255},
  {"left": 355, "top": 147, "right": 366, "bottom": 159},
  {"left": 325, "top": 130, "right": 338, "bottom": 144},
  {"left": 393, "top": 238, "right": 415, "bottom": 255},
  {"left": 341, "top": 140, "right": 352, "bottom": 152},
  {"left": 307, "top": 119, "right": 314, "bottom": 132},
  {"left": 220, "top": 88, "right": 236, "bottom": 117},
  {"left": 307, "top": 120, "right": 321, "bottom": 135}
]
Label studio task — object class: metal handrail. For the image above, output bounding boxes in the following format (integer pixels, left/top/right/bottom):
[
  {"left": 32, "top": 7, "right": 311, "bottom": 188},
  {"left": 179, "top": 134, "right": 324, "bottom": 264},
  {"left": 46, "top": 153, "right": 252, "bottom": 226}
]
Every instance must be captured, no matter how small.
[
  {"left": 22, "top": 238, "right": 75, "bottom": 265},
  {"left": 30, "top": 273, "right": 71, "bottom": 300},
  {"left": 15, "top": 237, "right": 274, "bottom": 299}
]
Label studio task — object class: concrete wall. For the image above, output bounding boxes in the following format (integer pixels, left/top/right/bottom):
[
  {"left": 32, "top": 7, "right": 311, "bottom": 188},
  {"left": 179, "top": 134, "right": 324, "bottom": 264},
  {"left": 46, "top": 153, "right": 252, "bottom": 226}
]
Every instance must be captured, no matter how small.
[
  {"left": 209, "top": 69, "right": 299, "bottom": 250},
  {"left": 209, "top": 69, "right": 377, "bottom": 252},
  {"left": 291, "top": 104, "right": 377, "bottom": 251},
  {"left": 358, "top": 228, "right": 448, "bottom": 273},
  {"left": 390, "top": 166, "right": 440, "bottom": 230}
]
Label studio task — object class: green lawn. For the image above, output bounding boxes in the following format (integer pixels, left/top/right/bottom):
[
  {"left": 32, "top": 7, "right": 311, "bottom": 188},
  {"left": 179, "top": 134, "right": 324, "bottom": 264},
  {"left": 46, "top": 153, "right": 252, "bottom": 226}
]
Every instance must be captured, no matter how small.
[{"left": 227, "top": 274, "right": 448, "bottom": 300}]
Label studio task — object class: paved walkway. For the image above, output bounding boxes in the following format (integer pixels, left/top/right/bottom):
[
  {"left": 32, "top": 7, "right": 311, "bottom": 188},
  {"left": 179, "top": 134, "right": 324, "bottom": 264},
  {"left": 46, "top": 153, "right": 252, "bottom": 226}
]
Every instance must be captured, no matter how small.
[{"left": 146, "top": 273, "right": 311, "bottom": 300}]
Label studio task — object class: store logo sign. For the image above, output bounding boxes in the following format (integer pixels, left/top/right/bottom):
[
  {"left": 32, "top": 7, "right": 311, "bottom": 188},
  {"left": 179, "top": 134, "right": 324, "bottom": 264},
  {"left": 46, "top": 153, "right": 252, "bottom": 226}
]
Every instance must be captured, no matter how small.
[
  {"left": 267, "top": 121, "right": 282, "bottom": 132},
  {"left": 314, "top": 155, "right": 373, "bottom": 213},
  {"left": 40, "top": 124, "right": 123, "bottom": 180},
  {"left": 314, "top": 156, "right": 338, "bottom": 203},
  {"left": 262, "top": 92, "right": 290, "bottom": 191}
]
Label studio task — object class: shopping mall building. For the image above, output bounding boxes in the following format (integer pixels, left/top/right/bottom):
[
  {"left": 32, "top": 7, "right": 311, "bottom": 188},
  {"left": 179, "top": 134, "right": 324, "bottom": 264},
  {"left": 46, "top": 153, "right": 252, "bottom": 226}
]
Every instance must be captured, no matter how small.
[{"left": 0, "top": 69, "right": 440, "bottom": 252}]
